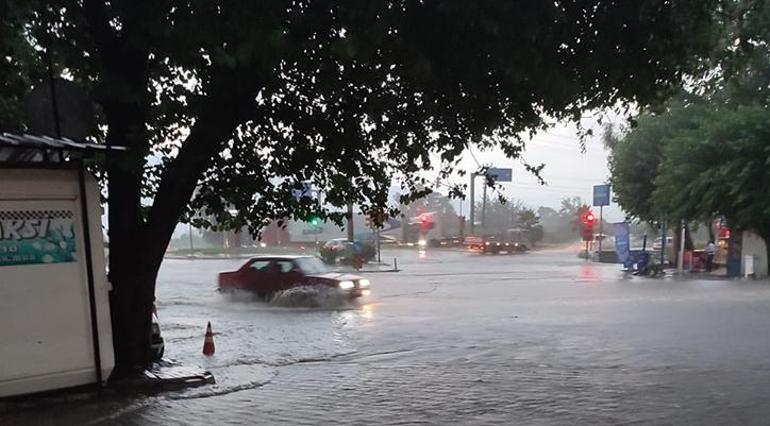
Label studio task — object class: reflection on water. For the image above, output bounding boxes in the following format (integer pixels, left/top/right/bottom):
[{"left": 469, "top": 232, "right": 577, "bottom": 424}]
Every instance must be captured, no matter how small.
[
  {"left": 580, "top": 263, "right": 600, "bottom": 284},
  {"left": 360, "top": 303, "right": 374, "bottom": 320}
]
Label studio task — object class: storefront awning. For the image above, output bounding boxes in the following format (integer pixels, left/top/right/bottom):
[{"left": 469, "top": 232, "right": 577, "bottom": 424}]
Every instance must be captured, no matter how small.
[{"left": 0, "top": 133, "right": 125, "bottom": 165}]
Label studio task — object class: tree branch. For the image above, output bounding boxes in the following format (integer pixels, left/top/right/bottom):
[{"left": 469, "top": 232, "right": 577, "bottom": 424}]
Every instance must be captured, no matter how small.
[
  {"left": 142, "top": 68, "right": 262, "bottom": 268},
  {"left": 82, "top": 0, "right": 121, "bottom": 61}
]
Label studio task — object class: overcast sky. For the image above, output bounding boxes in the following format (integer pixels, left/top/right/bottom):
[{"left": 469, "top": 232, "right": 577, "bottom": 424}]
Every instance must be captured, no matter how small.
[{"left": 445, "top": 113, "right": 627, "bottom": 223}]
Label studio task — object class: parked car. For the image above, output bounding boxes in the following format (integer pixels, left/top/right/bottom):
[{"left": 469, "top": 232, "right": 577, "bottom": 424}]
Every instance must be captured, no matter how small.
[
  {"left": 218, "top": 255, "right": 371, "bottom": 298},
  {"left": 150, "top": 305, "right": 164, "bottom": 361},
  {"left": 319, "top": 238, "right": 376, "bottom": 264}
]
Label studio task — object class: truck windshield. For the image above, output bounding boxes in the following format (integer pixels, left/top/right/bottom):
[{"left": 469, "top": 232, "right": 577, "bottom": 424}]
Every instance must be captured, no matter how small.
[{"left": 295, "top": 257, "right": 328, "bottom": 274}]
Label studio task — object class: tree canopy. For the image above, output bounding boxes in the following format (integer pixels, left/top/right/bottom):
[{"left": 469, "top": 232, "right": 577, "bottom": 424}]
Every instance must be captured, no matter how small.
[
  {"left": 1, "top": 0, "right": 723, "bottom": 371},
  {"left": 606, "top": 0, "right": 770, "bottom": 269},
  {"left": 654, "top": 104, "right": 770, "bottom": 240}
]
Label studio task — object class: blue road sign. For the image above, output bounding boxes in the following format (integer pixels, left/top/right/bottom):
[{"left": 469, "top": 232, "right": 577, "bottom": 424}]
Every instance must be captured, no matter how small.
[
  {"left": 593, "top": 184, "right": 610, "bottom": 206},
  {"left": 487, "top": 167, "right": 513, "bottom": 182},
  {"left": 292, "top": 182, "right": 316, "bottom": 200}
]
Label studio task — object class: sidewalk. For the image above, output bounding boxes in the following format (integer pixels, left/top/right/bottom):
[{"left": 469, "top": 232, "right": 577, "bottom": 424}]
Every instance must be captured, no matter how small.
[{"left": 330, "top": 261, "right": 401, "bottom": 274}]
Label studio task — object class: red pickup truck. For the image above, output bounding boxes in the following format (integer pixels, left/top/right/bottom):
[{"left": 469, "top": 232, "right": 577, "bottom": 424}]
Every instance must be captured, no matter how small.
[{"left": 218, "top": 255, "right": 370, "bottom": 299}]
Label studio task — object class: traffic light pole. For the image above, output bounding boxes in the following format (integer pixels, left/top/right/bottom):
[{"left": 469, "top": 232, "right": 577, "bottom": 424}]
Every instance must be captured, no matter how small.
[
  {"left": 347, "top": 203, "right": 354, "bottom": 242},
  {"left": 469, "top": 173, "right": 476, "bottom": 235},
  {"left": 598, "top": 205, "right": 603, "bottom": 255},
  {"left": 481, "top": 183, "right": 487, "bottom": 232},
  {"left": 660, "top": 212, "right": 667, "bottom": 266}
]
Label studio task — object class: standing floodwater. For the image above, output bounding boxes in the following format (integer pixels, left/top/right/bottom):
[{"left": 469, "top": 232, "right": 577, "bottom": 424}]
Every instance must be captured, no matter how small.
[{"left": 3, "top": 249, "right": 770, "bottom": 425}]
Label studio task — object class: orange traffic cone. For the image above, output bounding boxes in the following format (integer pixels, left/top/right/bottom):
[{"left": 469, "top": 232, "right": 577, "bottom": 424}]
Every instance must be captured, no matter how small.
[{"left": 202, "top": 321, "right": 215, "bottom": 356}]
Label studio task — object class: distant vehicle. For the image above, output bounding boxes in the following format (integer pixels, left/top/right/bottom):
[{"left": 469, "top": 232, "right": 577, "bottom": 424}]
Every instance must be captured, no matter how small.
[
  {"left": 592, "top": 233, "right": 614, "bottom": 251},
  {"left": 463, "top": 235, "right": 527, "bottom": 254},
  {"left": 464, "top": 235, "right": 485, "bottom": 251},
  {"left": 356, "top": 233, "right": 400, "bottom": 245},
  {"left": 218, "top": 255, "right": 370, "bottom": 298},
  {"left": 653, "top": 236, "right": 673, "bottom": 250},
  {"left": 150, "top": 306, "right": 164, "bottom": 361},
  {"left": 319, "top": 238, "right": 376, "bottom": 264},
  {"left": 504, "top": 228, "right": 531, "bottom": 251},
  {"left": 377, "top": 234, "right": 400, "bottom": 245},
  {"left": 436, "top": 236, "right": 463, "bottom": 247}
]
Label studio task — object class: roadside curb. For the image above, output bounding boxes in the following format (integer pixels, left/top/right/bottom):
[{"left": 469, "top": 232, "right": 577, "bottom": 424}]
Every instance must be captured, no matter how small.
[
  {"left": 333, "top": 269, "right": 401, "bottom": 274},
  {"left": 112, "top": 363, "right": 215, "bottom": 395}
]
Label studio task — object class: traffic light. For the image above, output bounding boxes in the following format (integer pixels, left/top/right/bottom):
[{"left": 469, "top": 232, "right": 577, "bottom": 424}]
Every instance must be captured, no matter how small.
[
  {"left": 581, "top": 210, "right": 595, "bottom": 241},
  {"left": 308, "top": 215, "right": 321, "bottom": 227},
  {"left": 418, "top": 214, "right": 435, "bottom": 233}
]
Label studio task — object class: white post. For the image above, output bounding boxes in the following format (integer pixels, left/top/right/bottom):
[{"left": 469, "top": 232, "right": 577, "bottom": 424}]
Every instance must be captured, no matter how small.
[
  {"left": 678, "top": 220, "right": 686, "bottom": 273},
  {"left": 188, "top": 222, "right": 194, "bottom": 251},
  {"left": 598, "top": 205, "right": 603, "bottom": 255}
]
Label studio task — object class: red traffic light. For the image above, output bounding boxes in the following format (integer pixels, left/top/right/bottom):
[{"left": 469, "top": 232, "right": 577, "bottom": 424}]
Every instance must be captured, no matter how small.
[
  {"left": 418, "top": 213, "right": 435, "bottom": 232},
  {"left": 580, "top": 209, "right": 595, "bottom": 225}
]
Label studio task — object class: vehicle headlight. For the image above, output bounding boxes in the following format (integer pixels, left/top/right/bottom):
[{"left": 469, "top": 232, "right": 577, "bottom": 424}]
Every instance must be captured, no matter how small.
[
  {"left": 485, "top": 242, "right": 490, "bottom": 246},
  {"left": 358, "top": 279, "right": 370, "bottom": 288},
  {"left": 417, "top": 239, "right": 427, "bottom": 247},
  {"left": 496, "top": 242, "right": 501, "bottom": 246},
  {"left": 338, "top": 280, "right": 355, "bottom": 290}
]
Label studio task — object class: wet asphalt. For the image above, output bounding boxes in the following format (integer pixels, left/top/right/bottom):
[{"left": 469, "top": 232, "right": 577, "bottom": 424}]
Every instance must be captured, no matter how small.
[{"left": 3, "top": 248, "right": 770, "bottom": 425}]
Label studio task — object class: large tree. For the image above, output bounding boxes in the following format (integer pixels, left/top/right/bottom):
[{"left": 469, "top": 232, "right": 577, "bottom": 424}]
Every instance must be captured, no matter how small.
[
  {"left": 2, "top": 1, "right": 719, "bottom": 374},
  {"left": 606, "top": 0, "right": 770, "bottom": 269},
  {"left": 653, "top": 104, "right": 770, "bottom": 270}
]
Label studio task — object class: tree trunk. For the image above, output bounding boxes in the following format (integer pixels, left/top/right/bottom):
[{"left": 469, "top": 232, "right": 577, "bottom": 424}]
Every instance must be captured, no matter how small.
[
  {"left": 84, "top": 1, "right": 261, "bottom": 377},
  {"left": 108, "top": 84, "right": 258, "bottom": 375},
  {"left": 705, "top": 219, "right": 715, "bottom": 243},
  {"left": 105, "top": 110, "right": 154, "bottom": 377}
]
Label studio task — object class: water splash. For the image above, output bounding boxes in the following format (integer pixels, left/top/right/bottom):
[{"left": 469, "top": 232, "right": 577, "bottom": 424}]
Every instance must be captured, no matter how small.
[{"left": 269, "top": 286, "right": 355, "bottom": 309}]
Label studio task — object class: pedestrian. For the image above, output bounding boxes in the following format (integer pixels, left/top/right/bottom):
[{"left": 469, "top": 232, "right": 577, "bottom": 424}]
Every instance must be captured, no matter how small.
[{"left": 705, "top": 240, "right": 717, "bottom": 272}]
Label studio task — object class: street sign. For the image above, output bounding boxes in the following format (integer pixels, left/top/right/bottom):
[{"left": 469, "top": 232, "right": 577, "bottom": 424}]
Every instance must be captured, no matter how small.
[
  {"left": 593, "top": 184, "right": 610, "bottom": 206},
  {"left": 292, "top": 182, "right": 316, "bottom": 200},
  {"left": 486, "top": 167, "right": 513, "bottom": 182}
]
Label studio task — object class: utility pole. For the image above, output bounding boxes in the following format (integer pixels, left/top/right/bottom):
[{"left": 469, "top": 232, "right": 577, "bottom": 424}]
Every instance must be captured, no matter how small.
[
  {"left": 481, "top": 183, "right": 487, "bottom": 232},
  {"left": 598, "top": 205, "right": 603, "bottom": 254},
  {"left": 678, "top": 220, "right": 686, "bottom": 273},
  {"left": 469, "top": 172, "right": 476, "bottom": 235},
  {"left": 346, "top": 203, "right": 354, "bottom": 242},
  {"left": 188, "top": 222, "right": 194, "bottom": 252},
  {"left": 660, "top": 212, "right": 667, "bottom": 266}
]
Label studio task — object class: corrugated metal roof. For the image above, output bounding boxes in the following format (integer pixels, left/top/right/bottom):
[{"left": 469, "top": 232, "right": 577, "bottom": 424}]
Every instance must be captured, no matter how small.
[
  {"left": 0, "top": 133, "right": 125, "bottom": 164},
  {"left": 0, "top": 133, "right": 125, "bottom": 151}
]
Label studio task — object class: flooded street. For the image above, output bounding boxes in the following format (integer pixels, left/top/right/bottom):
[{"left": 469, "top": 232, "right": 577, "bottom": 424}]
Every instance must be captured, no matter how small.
[{"left": 5, "top": 249, "right": 770, "bottom": 424}]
